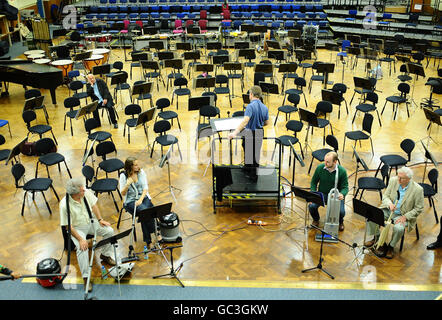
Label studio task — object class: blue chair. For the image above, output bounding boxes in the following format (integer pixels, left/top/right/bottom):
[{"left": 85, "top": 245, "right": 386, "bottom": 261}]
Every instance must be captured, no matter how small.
[
  {"left": 0, "top": 119, "right": 11, "bottom": 138},
  {"left": 271, "top": 21, "right": 280, "bottom": 29},
  {"left": 286, "top": 12, "right": 295, "bottom": 19},
  {"left": 346, "top": 10, "right": 357, "bottom": 22},
  {"left": 379, "top": 13, "right": 392, "bottom": 28},
  {"left": 233, "top": 20, "right": 242, "bottom": 29},
  {"left": 285, "top": 21, "right": 294, "bottom": 29}
]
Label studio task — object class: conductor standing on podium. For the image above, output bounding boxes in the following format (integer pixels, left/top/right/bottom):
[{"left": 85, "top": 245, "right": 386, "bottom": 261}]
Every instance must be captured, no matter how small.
[{"left": 228, "top": 85, "right": 269, "bottom": 181}]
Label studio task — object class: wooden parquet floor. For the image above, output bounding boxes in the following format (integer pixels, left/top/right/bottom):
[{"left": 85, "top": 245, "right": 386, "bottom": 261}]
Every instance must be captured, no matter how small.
[{"left": 0, "top": 42, "right": 441, "bottom": 293}]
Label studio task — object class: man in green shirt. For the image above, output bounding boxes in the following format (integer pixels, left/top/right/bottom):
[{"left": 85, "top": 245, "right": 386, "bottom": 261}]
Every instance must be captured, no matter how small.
[{"left": 309, "top": 152, "right": 349, "bottom": 231}]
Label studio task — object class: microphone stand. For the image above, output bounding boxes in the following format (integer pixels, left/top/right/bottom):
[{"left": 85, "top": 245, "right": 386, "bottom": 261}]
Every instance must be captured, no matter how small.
[
  {"left": 152, "top": 245, "right": 184, "bottom": 287},
  {"left": 302, "top": 224, "right": 357, "bottom": 280},
  {"left": 121, "top": 196, "right": 141, "bottom": 264}
]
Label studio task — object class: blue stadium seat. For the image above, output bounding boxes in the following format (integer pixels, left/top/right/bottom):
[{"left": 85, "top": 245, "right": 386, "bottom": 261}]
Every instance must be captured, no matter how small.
[
  {"left": 346, "top": 10, "right": 357, "bottom": 21},
  {"left": 285, "top": 21, "right": 294, "bottom": 29},
  {"left": 233, "top": 20, "right": 242, "bottom": 29}
]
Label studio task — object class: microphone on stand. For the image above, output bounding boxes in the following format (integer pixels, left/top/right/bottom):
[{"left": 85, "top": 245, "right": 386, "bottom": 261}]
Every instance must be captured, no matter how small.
[{"left": 121, "top": 180, "right": 141, "bottom": 264}]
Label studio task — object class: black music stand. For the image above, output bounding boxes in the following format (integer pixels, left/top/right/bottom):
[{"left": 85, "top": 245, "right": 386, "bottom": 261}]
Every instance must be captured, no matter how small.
[
  {"left": 158, "top": 51, "right": 175, "bottom": 62},
  {"left": 154, "top": 145, "right": 181, "bottom": 203},
  {"left": 224, "top": 62, "right": 243, "bottom": 97},
  {"left": 184, "top": 51, "right": 201, "bottom": 76},
  {"left": 238, "top": 49, "right": 255, "bottom": 66},
  {"left": 279, "top": 63, "right": 298, "bottom": 93},
  {"left": 5, "top": 137, "right": 27, "bottom": 165},
  {"left": 139, "top": 203, "right": 185, "bottom": 287},
  {"left": 347, "top": 47, "right": 361, "bottom": 69},
  {"left": 212, "top": 55, "right": 229, "bottom": 74},
  {"left": 420, "top": 140, "right": 438, "bottom": 183},
  {"left": 163, "top": 59, "right": 183, "bottom": 90},
  {"left": 303, "top": 223, "right": 356, "bottom": 279},
  {"left": 298, "top": 107, "right": 319, "bottom": 154},
  {"left": 194, "top": 76, "right": 216, "bottom": 92},
  {"left": 240, "top": 24, "right": 253, "bottom": 34},
  {"left": 348, "top": 198, "right": 385, "bottom": 268},
  {"left": 176, "top": 42, "right": 192, "bottom": 51},
  {"left": 23, "top": 96, "right": 45, "bottom": 112},
  {"left": 255, "top": 63, "right": 273, "bottom": 75},
  {"left": 288, "top": 30, "right": 301, "bottom": 38},
  {"left": 195, "top": 63, "right": 214, "bottom": 78},
  {"left": 206, "top": 41, "right": 222, "bottom": 59},
  {"left": 143, "top": 26, "right": 158, "bottom": 35},
  {"left": 234, "top": 41, "right": 249, "bottom": 49},
  {"left": 92, "top": 64, "right": 111, "bottom": 78},
  {"left": 267, "top": 49, "right": 284, "bottom": 61},
  {"left": 75, "top": 101, "right": 98, "bottom": 120},
  {"left": 136, "top": 106, "right": 156, "bottom": 152},
  {"left": 110, "top": 72, "right": 128, "bottom": 108},
  {"left": 406, "top": 62, "right": 425, "bottom": 108},
  {"left": 149, "top": 40, "right": 165, "bottom": 53},
  {"left": 132, "top": 81, "right": 153, "bottom": 109},
  {"left": 254, "top": 25, "right": 267, "bottom": 34},
  {"left": 351, "top": 76, "right": 373, "bottom": 105},
  {"left": 321, "top": 89, "right": 346, "bottom": 119},
  {"left": 287, "top": 140, "right": 305, "bottom": 186},
  {"left": 85, "top": 228, "right": 132, "bottom": 300},
  {"left": 291, "top": 186, "right": 324, "bottom": 235},
  {"left": 316, "top": 62, "right": 335, "bottom": 89},
  {"left": 259, "top": 82, "right": 278, "bottom": 106},
  {"left": 188, "top": 96, "right": 212, "bottom": 111},
  {"left": 350, "top": 146, "right": 369, "bottom": 199},
  {"left": 73, "top": 51, "right": 92, "bottom": 62}
]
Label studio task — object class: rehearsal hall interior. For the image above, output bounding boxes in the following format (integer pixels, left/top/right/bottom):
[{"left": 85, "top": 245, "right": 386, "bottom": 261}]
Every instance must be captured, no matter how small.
[{"left": 0, "top": 0, "right": 441, "bottom": 301}]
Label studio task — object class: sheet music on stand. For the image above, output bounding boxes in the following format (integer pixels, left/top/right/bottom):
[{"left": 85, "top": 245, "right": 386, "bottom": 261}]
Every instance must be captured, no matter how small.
[{"left": 210, "top": 117, "right": 244, "bottom": 132}]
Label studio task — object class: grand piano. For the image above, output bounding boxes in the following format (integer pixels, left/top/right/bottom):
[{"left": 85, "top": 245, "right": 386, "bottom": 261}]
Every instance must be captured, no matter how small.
[{"left": 0, "top": 59, "right": 63, "bottom": 104}]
